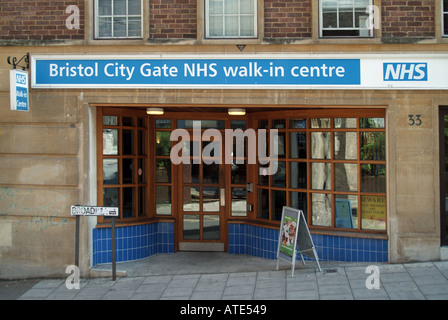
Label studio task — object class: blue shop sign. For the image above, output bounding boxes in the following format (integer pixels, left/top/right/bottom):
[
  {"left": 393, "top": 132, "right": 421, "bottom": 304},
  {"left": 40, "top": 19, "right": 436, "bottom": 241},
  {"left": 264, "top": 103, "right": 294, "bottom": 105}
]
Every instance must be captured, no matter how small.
[{"left": 32, "top": 56, "right": 360, "bottom": 88}]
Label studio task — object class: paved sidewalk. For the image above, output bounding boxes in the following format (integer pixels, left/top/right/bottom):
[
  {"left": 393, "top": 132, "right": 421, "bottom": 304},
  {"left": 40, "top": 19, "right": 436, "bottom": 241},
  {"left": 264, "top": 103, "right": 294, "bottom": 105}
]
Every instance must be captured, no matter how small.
[{"left": 9, "top": 255, "right": 448, "bottom": 300}]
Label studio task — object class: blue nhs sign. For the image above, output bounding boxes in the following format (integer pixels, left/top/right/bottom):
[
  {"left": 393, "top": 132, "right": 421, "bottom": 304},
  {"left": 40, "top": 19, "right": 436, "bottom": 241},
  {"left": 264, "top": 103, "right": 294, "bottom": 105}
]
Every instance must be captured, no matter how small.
[{"left": 383, "top": 63, "right": 427, "bottom": 81}]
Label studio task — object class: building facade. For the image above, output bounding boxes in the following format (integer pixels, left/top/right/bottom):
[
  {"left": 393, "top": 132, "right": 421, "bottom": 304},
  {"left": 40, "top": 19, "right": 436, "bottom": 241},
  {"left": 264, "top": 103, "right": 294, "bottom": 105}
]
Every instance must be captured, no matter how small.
[{"left": 1, "top": 0, "right": 448, "bottom": 279}]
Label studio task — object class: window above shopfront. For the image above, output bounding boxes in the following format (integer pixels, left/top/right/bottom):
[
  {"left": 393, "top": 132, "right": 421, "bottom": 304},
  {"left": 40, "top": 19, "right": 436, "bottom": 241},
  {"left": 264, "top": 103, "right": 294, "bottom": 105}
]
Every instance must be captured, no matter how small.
[
  {"left": 205, "top": 0, "right": 258, "bottom": 39},
  {"left": 95, "top": 0, "right": 143, "bottom": 39},
  {"left": 319, "top": 0, "right": 374, "bottom": 38}
]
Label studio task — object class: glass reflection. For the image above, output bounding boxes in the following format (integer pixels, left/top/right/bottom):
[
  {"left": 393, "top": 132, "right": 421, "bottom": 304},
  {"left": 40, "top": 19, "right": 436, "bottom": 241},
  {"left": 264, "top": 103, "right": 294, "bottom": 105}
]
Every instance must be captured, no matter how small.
[
  {"left": 311, "top": 132, "right": 331, "bottom": 159},
  {"left": 103, "top": 129, "right": 118, "bottom": 155},
  {"left": 156, "top": 186, "right": 171, "bottom": 215},
  {"left": 334, "top": 132, "right": 357, "bottom": 160},
  {"left": 183, "top": 186, "right": 200, "bottom": 211},
  {"left": 335, "top": 163, "right": 357, "bottom": 192},
  {"left": 311, "top": 193, "right": 331, "bottom": 227},
  {"left": 183, "top": 214, "right": 200, "bottom": 240},
  {"left": 203, "top": 215, "right": 220, "bottom": 240},
  {"left": 203, "top": 187, "right": 220, "bottom": 212},
  {"left": 103, "top": 159, "right": 118, "bottom": 184},
  {"left": 231, "top": 187, "right": 247, "bottom": 216},
  {"left": 335, "top": 195, "right": 358, "bottom": 229},
  {"left": 311, "top": 162, "right": 331, "bottom": 190}
]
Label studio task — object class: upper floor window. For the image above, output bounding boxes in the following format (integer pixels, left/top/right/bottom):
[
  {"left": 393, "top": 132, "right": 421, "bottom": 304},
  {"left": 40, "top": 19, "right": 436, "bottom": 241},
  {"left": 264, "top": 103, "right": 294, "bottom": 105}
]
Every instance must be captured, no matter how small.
[
  {"left": 443, "top": 0, "right": 448, "bottom": 37},
  {"left": 320, "top": 0, "right": 373, "bottom": 38},
  {"left": 205, "top": 0, "right": 257, "bottom": 38},
  {"left": 95, "top": 0, "right": 142, "bottom": 39}
]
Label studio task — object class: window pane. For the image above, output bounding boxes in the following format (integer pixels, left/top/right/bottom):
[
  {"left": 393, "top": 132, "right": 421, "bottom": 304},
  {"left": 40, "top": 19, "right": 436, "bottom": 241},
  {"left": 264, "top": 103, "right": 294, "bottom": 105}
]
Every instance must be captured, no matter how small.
[
  {"left": 335, "top": 195, "right": 357, "bottom": 229},
  {"left": 240, "top": 0, "right": 254, "bottom": 14},
  {"left": 311, "top": 132, "right": 331, "bottom": 159},
  {"left": 128, "top": 0, "right": 141, "bottom": 15},
  {"left": 361, "top": 132, "right": 385, "bottom": 161},
  {"left": 240, "top": 16, "right": 255, "bottom": 37},
  {"left": 225, "top": 16, "right": 238, "bottom": 36},
  {"left": 311, "top": 193, "right": 331, "bottom": 227},
  {"left": 311, "top": 162, "right": 331, "bottom": 190},
  {"left": 231, "top": 187, "right": 247, "bottom": 216},
  {"left": 209, "top": 0, "right": 223, "bottom": 14},
  {"left": 290, "top": 132, "right": 307, "bottom": 159},
  {"left": 322, "top": 9, "right": 337, "bottom": 28},
  {"left": 156, "top": 159, "right": 171, "bottom": 183},
  {"left": 156, "top": 131, "right": 171, "bottom": 156},
  {"left": 122, "top": 187, "right": 135, "bottom": 218},
  {"left": 137, "top": 130, "right": 146, "bottom": 155},
  {"left": 122, "top": 116, "right": 133, "bottom": 126},
  {"left": 290, "top": 192, "right": 307, "bottom": 216},
  {"left": 339, "top": 9, "right": 354, "bottom": 28},
  {"left": 183, "top": 164, "right": 200, "bottom": 184},
  {"left": 123, "top": 158, "right": 134, "bottom": 184},
  {"left": 113, "top": 0, "right": 126, "bottom": 15},
  {"left": 272, "top": 161, "right": 286, "bottom": 187},
  {"left": 103, "top": 129, "right": 118, "bottom": 155},
  {"left": 122, "top": 130, "right": 134, "bottom": 155},
  {"left": 290, "top": 162, "right": 307, "bottom": 189},
  {"left": 155, "top": 119, "right": 171, "bottom": 129},
  {"left": 290, "top": 119, "right": 307, "bottom": 129},
  {"left": 103, "top": 115, "right": 118, "bottom": 126},
  {"left": 272, "top": 190, "right": 286, "bottom": 221},
  {"left": 334, "top": 118, "right": 357, "bottom": 129},
  {"left": 334, "top": 132, "right": 357, "bottom": 160},
  {"left": 203, "top": 187, "right": 220, "bottom": 212},
  {"left": 311, "top": 118, "right": 330, "bottom": 128},
  {"left": 156, "top": 186, "right": 172, "bottom": 215},
  {"left": 225, "top": 0, "right": 238, "bottom": 14},
  {"left": 361, "top": 163, "right": 386, "bottom": 193},
  {"left": 113, "top": 17, "right": 127, "bottom": 37},
  {"left": 231, "top": 120, "right": 246, "bottom": 129},
  {"left": 138, "top": 187, "right": 146, "bottom": 217},
  {"left": 183, "top": 215, "right": 200, "bottom": 240},
  {"left": 360, "top": 118, "right": 385, "bottom": 128},
  {"left": 203, "top": 215, "right": 220, "bottom": 240},
  {"left": 183, "top": 187, "right": 200, "bottom": 211},
  {"left": 209, "top": 16, "right": 223, "bottom": 37},
  {"left": 99, "top": 0, "right": 112, "bottom": 15},
  {"left": 103, "top": 159, "right": 118, "bottom": 184},
  {"left": 335, "top": 163, "right": 357, "bottom": 192},
  {"left": 104, "top": 188, "right": 119, "bottom": 207},
  {"left": 258, "top": 188, "right": 269, "bottom": 219},
  {"left": 128, "top": 17, "right": 142, "bottom": 37},
  {"left": 361, "top": 195, "right": 386, "bottom": 230},
  {"left": 231, "top": 162, "right": 246, "bottom": 184}
]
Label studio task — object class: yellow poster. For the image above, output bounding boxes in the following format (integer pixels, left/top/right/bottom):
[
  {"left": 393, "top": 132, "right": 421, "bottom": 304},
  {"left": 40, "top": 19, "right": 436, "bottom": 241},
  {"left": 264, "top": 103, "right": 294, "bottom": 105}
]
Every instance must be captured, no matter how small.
[{"left": 361, "top": 195, "right": 386, "bottom": 230}]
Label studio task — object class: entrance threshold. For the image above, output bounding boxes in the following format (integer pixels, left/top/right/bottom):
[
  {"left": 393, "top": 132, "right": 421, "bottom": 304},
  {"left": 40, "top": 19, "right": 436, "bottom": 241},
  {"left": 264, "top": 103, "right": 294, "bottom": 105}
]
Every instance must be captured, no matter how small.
[{"left": 179, "top": 242, "right": 224, "bottom": 252}]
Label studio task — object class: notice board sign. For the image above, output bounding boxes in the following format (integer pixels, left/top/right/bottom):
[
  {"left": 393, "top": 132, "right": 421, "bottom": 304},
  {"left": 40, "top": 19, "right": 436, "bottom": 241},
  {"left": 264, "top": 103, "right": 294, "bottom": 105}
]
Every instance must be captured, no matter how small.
[
  {"left": 10, "top": 69, "right": 29, "bottom": 111},
  {"left": 276, "top": 207, "right": 322, "bottom": 277},
  {"left": 71, "top": 205, "right": 118, "bottom": 216}
]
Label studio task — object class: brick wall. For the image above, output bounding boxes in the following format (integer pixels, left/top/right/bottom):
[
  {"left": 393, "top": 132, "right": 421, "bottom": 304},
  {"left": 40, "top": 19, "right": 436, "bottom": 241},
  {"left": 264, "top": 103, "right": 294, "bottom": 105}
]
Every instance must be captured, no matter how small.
[
  {"left": 149, "top": 0, "right": 197, "bottom": 40},
  {"left": 0, "top": 0, "right": 84, "bottom": 41},
  {"left": 382, "top": 0, "right": 435, "bottom": 38},
  {"left": 264, "top": 0, "right": 312, "bottom": 39}
]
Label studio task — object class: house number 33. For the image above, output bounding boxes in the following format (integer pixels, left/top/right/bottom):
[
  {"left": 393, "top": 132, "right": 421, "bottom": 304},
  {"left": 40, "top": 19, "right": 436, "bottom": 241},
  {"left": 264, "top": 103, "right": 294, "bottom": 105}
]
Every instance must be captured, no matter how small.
[{"left": 408, "top": 114, "right": 422, "bottom": 126}]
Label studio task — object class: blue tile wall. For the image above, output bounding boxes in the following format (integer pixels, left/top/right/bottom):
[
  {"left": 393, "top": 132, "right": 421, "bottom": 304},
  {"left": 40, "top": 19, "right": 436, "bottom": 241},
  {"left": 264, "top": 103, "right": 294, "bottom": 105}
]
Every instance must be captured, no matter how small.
[
  {"left": 92, "top": 222, "right": 174, "bottom": 266},
  {"left": 228, "top": 223, "right": 388, "bottom": 263}
]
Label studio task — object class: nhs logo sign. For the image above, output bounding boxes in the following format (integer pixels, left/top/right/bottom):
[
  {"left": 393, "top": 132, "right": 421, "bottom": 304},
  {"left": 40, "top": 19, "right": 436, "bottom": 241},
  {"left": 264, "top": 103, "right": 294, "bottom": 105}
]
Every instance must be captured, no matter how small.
[{"left": 383, "top": 63, "right": 427, "bottom": 81}]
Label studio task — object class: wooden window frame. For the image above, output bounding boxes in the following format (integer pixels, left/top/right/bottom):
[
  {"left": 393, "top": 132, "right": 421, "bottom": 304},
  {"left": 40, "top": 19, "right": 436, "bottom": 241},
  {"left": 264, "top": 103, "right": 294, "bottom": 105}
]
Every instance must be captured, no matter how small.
[
  {"left": 96, "top": 107, "right": 149, "bottom": 224},
  {"left": 250, "top": 108, "right": 387, "bottom": 235}
]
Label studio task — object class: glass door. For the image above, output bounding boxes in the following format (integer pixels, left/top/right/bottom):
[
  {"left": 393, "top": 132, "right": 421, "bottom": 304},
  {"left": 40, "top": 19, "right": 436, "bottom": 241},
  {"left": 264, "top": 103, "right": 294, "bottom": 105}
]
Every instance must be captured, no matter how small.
[
  {"left": 440, "top": 107, "right": 448, "bottom": 246},
  {"left": 177, "top": 120, "right": 226, "bottom": 251}
]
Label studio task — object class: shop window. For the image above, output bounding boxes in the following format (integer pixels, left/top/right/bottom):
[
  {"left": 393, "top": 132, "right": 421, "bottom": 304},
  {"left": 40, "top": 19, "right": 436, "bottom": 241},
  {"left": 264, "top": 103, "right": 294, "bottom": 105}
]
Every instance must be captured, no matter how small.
[
  {"left": 319, "top": 0, "right": 374, "bottom": 38},
  {"left": 205, "top": 0, "right": 257, "bottom": 38},
  {"left": 99, "top": 110, "right": 148, "bottom": 222},
  {"left": 254, "top": 111, "right": 386, "bottom": 233},
  {"left": 95, "top": 0, "right": 142, "bottom": 39}
]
